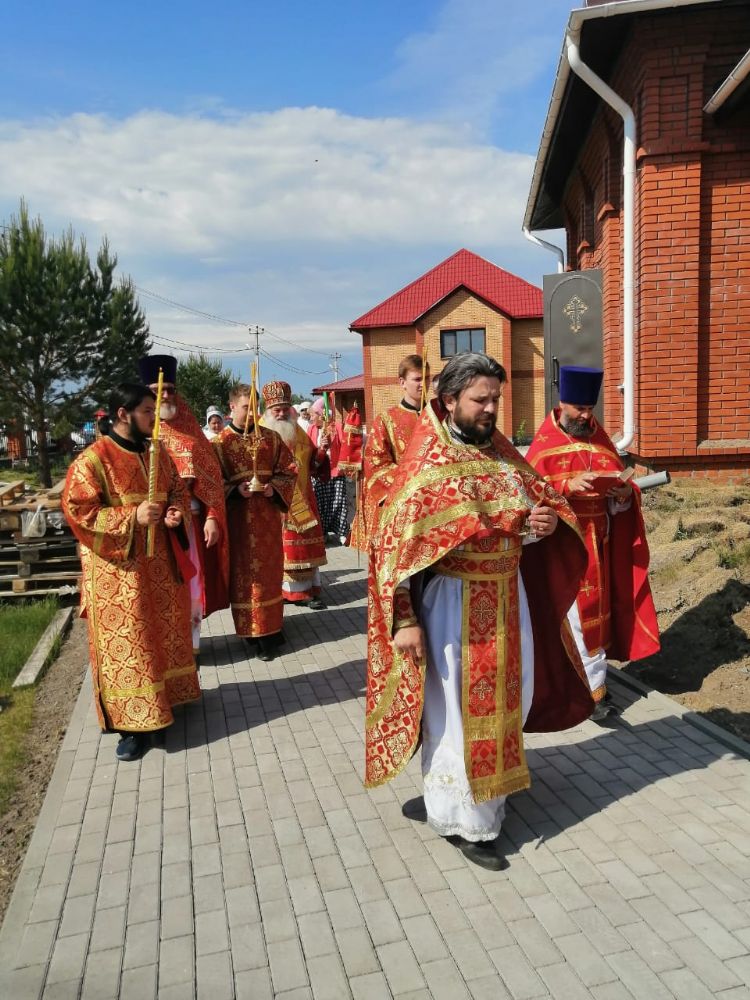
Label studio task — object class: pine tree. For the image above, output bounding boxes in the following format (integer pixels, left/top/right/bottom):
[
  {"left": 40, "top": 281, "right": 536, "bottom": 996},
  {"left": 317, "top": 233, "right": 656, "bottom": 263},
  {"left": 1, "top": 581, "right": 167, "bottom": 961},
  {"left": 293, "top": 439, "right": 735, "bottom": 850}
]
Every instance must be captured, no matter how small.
[
  {"left": 0, "top": 201, "right": 151, "bottom": 486},
  {"left": 177, "top": 354, "right": 236, "bottom": 423}
]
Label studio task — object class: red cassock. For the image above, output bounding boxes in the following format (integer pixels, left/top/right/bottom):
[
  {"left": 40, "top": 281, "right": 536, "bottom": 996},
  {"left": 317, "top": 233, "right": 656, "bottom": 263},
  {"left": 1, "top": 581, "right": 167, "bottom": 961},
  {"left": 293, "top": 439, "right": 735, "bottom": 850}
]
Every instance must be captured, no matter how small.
[
  {"left": 526, "top": 410, "right": 660, "bottom": 662},
  {"left": 165, "top": 394, "right": 230, "bottom": 616},
  {"left": 213, "top": 424, "right": 297, "bottom": 638},
  {"left": 353, "top": 402, "right": 422, "bottom": 549}
]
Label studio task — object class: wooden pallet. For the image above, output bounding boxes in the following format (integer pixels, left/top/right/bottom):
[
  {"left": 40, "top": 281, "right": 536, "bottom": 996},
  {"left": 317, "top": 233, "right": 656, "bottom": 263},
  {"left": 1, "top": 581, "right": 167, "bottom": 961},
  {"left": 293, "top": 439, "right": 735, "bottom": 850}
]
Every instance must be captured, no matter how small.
[{"left": 0, "top": 571, "right": 81, "bottom": 596}]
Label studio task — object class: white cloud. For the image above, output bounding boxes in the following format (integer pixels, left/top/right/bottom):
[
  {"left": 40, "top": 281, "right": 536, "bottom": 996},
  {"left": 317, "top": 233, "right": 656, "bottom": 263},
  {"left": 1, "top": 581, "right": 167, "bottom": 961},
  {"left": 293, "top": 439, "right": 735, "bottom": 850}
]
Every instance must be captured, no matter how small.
[
  {"left": 384, "top": 0, "right": 569, "bottom": 138},
  {"left": 0, "top": 107, "right": 533, "bottom": 257},
  {"left": 0, "top": 104, "right": 561, "bottom": 386}
]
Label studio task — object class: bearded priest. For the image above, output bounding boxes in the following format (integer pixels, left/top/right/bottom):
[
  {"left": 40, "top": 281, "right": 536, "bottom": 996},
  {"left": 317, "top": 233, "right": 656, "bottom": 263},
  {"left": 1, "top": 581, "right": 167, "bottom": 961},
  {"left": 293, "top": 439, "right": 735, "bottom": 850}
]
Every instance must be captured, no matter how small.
[{"left": 261, "top": 381, "right": 329, "bottom": 610}]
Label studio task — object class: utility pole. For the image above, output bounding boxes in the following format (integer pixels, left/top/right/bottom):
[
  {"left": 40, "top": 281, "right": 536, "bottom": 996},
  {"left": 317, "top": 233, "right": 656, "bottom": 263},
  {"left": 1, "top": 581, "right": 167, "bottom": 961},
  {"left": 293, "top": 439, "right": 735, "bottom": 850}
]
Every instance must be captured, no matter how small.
[
  {"left": 330, "top": 352, "right": 341, "bottom": 382},
  {"left": 248, "top": 325, "right": 263, "bottom": 382}
]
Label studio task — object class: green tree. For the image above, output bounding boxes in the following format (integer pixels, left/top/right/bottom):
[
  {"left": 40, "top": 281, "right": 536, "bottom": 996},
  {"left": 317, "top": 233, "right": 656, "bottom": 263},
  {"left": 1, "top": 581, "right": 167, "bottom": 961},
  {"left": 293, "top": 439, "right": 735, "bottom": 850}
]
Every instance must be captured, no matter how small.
[
  {"left": 0, "top": 201, "right": 151, "bottom": 486},
  {"left": 177, "top": 353, "right": 236, "bottom": 423}
]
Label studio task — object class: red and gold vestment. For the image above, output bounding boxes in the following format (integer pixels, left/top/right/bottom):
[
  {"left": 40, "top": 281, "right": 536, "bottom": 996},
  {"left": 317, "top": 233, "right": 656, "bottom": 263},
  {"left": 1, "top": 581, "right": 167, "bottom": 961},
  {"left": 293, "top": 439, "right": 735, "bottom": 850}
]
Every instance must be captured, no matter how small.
[
  {"left": 526, "top": 410, "right": 659, "bottom": 665},
  {"left": 62, "top": 434, "right": 200, "bottom": 733},
  {"left": 366, "top": 401, "right": 593, "bottom": 803},
  {"left": 355, "top": 402, "right": 421, "bottom": 546},
  {"left": 213, "top": 423, "right": 296, "bottom": 637},
  {"left": 163, "top": 395, "right": 230, "bottom": 616}
]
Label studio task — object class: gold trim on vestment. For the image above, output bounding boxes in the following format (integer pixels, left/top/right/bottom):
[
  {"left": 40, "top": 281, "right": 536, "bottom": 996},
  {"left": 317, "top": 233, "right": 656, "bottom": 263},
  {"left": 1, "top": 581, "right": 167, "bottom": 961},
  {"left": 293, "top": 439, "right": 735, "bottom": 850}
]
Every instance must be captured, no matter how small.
[
  {"left": 101, "top": 662, "right": 197, "bottom": 699},
  {"left": 231, "top": 595, "right": 283, "bottom": 609}
]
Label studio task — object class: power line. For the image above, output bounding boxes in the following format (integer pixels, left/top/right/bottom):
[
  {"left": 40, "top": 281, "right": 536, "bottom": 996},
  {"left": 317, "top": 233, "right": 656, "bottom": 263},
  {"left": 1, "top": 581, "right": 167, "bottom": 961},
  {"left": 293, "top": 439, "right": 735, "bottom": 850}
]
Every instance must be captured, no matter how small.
[
  {"left": 138, "top": 285, "right": 345, "bottom": 360},
  {"left": 259, "top": 347, "right": 329, "bottom": 377},
  {"left": 151, "top": 333, "right": 252, "bottom": 354},
  {"left": 136, "top": 286, "right": 245, "bottom": 328}
]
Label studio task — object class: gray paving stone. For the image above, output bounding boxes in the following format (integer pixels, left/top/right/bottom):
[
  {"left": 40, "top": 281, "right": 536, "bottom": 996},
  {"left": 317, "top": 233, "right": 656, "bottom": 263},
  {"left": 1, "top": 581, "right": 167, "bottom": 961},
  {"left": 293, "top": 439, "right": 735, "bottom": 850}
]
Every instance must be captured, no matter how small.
[
  {"left": 123, "top": 917, "right": 159, "bottom": 968},
  {"left": 267, "top": 936, "right": 309, "bottom": 993},
  {"left": 119, "top": 962, "right": 157, "bottom": 1000},
  {"left": 45, "top": 931, "right": 89, "bottom": 985},
  {"left": 350, "top": 972, "right": 393, "bottom": 1000},
  {"left": 377, "top": 940, "right": 426, "bottom": 995},
  {"left": 81, "top": 945, "right": 122, "bottom": 999},
  {"left": 488, "top": 943, "right": 548, "bottom": 999},
  {"left": 196, "top": 949, "right": 234, "bottom": 1000},
  {"left": 234, "top": 966, "right": 273, "bottom": 1000},
  {"left": 157, "top": 933, "right": 194, "bottom": 987}
]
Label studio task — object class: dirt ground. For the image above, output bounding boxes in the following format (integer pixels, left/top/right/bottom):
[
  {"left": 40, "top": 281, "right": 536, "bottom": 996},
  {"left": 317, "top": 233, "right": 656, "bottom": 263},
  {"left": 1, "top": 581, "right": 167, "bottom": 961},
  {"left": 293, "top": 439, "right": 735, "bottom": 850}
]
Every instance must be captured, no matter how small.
[
  {"left": 622, "top": 477, "right": 750, "bottom": 743},
  {"left": 1, "top": 480, "right": 749, "bottom": 920},
  {"left": 0, "top": 616, "right": 87, "bottom": 924}
]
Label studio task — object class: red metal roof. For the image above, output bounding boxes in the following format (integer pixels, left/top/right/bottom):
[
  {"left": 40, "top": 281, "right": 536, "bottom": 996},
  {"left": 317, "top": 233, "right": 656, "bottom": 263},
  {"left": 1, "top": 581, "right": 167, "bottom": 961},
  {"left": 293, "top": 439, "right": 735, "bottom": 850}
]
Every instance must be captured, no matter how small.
[
  {"left": 349, "top": 248, "right": 542, "bottom": 330},
  {"left": 312, "top": 374, "right": 364, "bottom": 394}
]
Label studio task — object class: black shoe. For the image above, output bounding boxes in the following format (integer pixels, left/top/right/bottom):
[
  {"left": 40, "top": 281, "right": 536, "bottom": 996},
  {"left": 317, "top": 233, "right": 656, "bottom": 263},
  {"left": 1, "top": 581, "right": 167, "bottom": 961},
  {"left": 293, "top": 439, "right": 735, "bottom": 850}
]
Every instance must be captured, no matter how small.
[
  {"left": 402, "top": 796, "right": 427, "bottom": 823},
  {"left": 308, "top": 597, "right": 326, "bottom": 610},
  {"left": 451, "top": 836, "right": 509, "bottom": 872},
  {"left": 116, "top": 733, "right": 147, "bottom": 762},
  {"left": 590, "top": 701, "right": 618, "bottom": 723},
  {"left": 256, "top": 637, "right": 275, "bottom": 661}
]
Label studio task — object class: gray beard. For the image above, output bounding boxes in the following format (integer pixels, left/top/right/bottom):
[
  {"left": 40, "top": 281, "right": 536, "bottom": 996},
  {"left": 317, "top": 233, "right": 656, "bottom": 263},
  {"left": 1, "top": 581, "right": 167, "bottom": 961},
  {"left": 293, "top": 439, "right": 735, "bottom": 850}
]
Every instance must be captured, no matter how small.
[
  {"left": 561, "top": 415, "right": 595, "bottom": 438},
  {"left": 263, "top": 413, "right": 297, "bottom": 447},
  {"left": 160, "top": 402, "right": 177, "bottom": 421}
]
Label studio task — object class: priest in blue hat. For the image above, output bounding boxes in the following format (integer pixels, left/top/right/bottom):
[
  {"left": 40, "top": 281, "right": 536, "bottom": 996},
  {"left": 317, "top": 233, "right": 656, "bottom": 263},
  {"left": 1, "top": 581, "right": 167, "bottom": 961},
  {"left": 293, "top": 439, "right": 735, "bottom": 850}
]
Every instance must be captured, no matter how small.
[{"left": 526, "top": 366, "right": 659, "bottom": 721}]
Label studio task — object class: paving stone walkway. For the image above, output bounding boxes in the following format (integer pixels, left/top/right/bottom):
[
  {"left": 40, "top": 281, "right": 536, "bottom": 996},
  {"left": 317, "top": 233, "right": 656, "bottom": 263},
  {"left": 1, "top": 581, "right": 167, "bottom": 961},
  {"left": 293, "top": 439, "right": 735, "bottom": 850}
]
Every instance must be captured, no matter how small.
[{"left": 1, "top": 544, "right": 750, "bottom": 999}]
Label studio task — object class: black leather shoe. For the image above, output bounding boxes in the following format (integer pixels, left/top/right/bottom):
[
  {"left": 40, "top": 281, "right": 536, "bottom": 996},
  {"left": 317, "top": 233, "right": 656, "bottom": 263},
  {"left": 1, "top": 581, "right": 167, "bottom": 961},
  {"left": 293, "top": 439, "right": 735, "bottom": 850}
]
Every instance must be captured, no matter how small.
[
  {"left": 116, "top": 733, "right": 147, "bottom": 762},
  {"left": 256, "top": 637, "right": 275, "bottom": 661},
  {"left": 401, "top": 796, "right": 427, "bottom": 822},
  {"left": 591, "top": 701, "right": 618, "bottom": 723},
  {"left": 308, "top": 597, "right": 327, "bottom": 610},
  {"left": 451, "top": 836, "right": 509, "bottom": 872}
]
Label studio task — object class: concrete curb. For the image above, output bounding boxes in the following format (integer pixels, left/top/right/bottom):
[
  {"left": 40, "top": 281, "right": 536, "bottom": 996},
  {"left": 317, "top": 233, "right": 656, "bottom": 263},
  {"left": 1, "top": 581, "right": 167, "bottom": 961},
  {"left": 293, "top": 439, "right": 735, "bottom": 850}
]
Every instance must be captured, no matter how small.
[
  {"left": 12, "top": 606, "right": 75, "bottom": 689},
  {"left": 609, "top": 662, "right": 750, "bottom": 759}
]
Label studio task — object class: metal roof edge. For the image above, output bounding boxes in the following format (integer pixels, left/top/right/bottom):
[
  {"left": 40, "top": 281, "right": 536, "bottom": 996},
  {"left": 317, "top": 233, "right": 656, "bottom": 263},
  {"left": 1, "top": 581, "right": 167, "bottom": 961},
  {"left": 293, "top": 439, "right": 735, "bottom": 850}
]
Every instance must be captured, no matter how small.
[{"left": 523, "top": 0, "right": 724, "bottom": 234}]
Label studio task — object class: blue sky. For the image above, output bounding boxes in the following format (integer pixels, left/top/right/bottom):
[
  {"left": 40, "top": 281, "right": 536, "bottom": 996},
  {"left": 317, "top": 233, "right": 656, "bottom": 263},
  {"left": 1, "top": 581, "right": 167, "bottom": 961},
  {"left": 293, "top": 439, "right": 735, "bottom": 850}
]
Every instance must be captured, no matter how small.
[{"left": 1, "top": 0, "right": 573, "bottom": 395}]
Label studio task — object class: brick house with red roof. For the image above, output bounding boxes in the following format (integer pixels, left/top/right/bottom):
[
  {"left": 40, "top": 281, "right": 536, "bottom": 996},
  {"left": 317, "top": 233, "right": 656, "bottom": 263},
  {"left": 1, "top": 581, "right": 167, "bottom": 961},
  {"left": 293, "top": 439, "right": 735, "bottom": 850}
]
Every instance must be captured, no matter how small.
[
  {"left": 524, "top": 0, "right": 750, "bottom": 478},
  {"left": 349, "top": 249, "right": 545, "bottom": 437}
]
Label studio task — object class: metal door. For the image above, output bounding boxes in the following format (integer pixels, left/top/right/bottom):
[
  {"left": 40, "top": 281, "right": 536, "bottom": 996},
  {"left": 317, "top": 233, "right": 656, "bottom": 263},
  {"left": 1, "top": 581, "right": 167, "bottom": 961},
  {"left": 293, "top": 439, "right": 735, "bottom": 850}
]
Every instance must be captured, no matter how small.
[{"left": 543, "top": 270, "right": 604, "bottom": 422}]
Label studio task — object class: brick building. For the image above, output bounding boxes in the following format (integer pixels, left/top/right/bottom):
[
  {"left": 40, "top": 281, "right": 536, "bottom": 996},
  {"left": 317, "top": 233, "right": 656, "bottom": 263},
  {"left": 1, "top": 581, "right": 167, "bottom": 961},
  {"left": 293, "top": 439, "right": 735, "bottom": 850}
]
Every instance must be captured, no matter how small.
[
  {"left": 311, "top": 374, "right": 365, "bottom": 424},
  {"left": 524, "top": 0, "right": 750, "bottom": 478},
  {"left": 349, "top": 249, "right": 545, "bottom": 438}
]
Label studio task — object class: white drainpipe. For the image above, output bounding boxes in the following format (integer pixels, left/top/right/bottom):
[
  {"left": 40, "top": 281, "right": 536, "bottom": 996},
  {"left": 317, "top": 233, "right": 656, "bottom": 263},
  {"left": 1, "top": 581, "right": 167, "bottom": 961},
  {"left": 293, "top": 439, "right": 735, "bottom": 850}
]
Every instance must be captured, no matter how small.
[
  {"left": 566, "top": 25, "right": 636, "bottom": 453},
  {"left": 522, "top": 227, "right": 565, "bottom": 273}
]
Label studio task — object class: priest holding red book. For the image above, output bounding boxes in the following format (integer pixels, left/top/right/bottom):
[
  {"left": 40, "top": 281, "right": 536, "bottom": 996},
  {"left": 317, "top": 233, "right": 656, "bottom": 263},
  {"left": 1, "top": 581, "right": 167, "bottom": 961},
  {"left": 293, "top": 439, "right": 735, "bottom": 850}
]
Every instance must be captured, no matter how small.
[{"left": 526, "top": 366, "right": 659, "bottom": 720}]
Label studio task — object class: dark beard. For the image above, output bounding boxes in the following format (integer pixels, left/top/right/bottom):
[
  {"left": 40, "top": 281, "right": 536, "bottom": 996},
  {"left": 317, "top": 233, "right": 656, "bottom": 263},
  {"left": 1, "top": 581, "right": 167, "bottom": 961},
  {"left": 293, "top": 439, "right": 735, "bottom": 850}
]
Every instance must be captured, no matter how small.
[
  {"left": 452, "top": 414, "right": 495, "bottom": 445},
  {"left": 130, "top": 423, "right": 152, "bottom": 446},
  {"left": 561, "top": 415, "right": 595, "bottom": 438}
]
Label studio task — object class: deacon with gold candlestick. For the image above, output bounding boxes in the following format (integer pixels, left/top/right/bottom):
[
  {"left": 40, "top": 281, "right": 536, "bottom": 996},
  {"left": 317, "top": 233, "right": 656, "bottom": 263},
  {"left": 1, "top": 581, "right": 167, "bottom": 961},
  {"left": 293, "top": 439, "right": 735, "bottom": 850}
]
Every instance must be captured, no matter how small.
[{"left": 213, "top": 382, "right": 297, "bottom": 660}]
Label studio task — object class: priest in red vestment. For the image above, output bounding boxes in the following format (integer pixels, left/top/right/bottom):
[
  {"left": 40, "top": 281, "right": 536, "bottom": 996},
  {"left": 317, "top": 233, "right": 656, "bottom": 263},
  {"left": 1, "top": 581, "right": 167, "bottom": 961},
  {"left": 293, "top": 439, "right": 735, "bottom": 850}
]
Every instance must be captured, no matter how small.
[
  {"left": 62, "top": 384, "right": 200, "bottom": 762},
  {"left": 355, "top": 353, "right": 429, "bottom": 546},
  {"left": 260, "top": 380, "right": 329, "bottom": 609},
  {"left": 138, "top": 354, "right": 229, "bottom": 657},
  {"left": 526, "top": 366, "right": 659, "bottom": 720},
  {"left": 213, "top": 383, "right": 297, "bottom": 660},
  {"left": 366, "top": 352, "right": 593, "bottom": 870}
]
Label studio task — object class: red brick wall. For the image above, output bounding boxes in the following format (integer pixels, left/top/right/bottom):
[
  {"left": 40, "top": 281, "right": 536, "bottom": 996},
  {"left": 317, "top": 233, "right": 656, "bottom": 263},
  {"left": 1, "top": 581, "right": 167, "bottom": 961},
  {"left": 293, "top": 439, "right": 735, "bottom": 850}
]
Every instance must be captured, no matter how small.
[{"left": 561, "top": 4, "right": 750, "bottom": 477}]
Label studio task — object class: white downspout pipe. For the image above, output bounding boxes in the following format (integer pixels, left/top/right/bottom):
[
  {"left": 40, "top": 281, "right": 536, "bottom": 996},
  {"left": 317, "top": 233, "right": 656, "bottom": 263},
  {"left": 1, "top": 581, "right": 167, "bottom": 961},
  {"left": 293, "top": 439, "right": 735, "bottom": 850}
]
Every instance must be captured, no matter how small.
[
  {"left": 522, "top": 227, "right": 565, "bottom": 273},
  {"left": 566, "top": 27, "right": 636, "bottom": 453}
]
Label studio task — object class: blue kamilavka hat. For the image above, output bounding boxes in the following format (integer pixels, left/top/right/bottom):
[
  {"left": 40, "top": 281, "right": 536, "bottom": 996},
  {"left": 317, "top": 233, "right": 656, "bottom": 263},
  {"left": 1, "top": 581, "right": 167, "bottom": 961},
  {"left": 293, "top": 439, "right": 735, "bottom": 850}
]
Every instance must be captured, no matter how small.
[{"left": 559, "top": 366, "right": 603, "bottom": 406}]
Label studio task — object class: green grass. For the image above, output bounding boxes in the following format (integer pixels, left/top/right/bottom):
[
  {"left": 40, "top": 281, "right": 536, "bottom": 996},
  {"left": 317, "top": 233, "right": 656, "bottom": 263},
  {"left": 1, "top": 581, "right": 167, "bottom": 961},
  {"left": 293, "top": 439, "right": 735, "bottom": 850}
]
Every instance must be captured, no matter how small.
[
  {"left": 716, "top": 540, "right": 750, "bottom": 571},
  {"left": 0, "top": 597, "right": 59, "bottom": 814}
]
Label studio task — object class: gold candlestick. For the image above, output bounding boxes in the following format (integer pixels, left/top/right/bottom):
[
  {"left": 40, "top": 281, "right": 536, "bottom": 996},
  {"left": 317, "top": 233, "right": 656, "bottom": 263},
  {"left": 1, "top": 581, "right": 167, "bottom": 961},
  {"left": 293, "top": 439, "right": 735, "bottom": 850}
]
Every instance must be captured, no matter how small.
[{"left": 146, "top": 368, "right": 164, "bottom": 558}]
